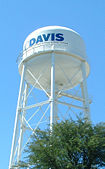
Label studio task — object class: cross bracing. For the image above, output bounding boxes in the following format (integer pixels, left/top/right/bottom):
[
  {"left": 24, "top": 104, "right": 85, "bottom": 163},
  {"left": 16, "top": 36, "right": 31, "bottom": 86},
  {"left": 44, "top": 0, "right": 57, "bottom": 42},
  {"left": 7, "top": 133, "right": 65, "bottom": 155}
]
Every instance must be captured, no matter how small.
[{"left": 9, "top": 52, "right": 91, "bottom": 169}]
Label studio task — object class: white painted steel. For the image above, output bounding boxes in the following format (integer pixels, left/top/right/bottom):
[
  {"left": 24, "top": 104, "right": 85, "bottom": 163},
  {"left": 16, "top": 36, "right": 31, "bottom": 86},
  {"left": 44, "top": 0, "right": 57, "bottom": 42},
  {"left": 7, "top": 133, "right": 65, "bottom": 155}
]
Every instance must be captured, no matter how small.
[
  {"left": 22, "top": 100, "right": 50, "bottom": 111},
  {"left": 23, "top": 26, "right": 86, "bottom": 59},
  {"left": 9, "top": 65, "right": 26, "bottom": 169},
  {"left": 50, "top": 52, "right": 55, "bottom": 131},
  {"left": 9, "top": 26, "right": 91, "bottom": 168},
  {"left": 17, "top": 83, "right": 28, "bottom": 163},
  {"left": 81, "top": 62, "right": 90, "bottom": 120},
  {"left": 9, "top": 65, "right": 51, "bottom": 168},
  {"left": 57, "top": 100, "right": 84, "bottom": 110},
  {"left": 18, "top": 26, "right": 90, "bottom": 91}
]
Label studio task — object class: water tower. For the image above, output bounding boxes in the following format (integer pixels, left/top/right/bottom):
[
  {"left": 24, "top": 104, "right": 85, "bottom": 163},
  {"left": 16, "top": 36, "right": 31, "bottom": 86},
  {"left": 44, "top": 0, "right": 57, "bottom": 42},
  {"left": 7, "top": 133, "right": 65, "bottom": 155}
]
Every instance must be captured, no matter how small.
[{"left": 9, "top": 26, "right": 91, "bottom": 168}]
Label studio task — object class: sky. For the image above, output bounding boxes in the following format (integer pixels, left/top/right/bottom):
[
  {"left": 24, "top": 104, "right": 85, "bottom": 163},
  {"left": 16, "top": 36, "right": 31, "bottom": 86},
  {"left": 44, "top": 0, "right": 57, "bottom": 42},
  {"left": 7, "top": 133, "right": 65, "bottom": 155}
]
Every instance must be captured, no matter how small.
[{"left": 0, "top": 0, "right": 105, "bottom": 168}]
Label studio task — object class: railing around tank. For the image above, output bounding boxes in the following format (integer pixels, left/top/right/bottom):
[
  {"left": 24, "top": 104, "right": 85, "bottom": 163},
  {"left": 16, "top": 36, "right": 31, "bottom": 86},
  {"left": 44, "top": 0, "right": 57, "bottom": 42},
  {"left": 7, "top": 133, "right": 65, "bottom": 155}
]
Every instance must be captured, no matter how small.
[
  {"left": 16, "top": 41, "right": 70, "bottom": 65},
  {"left": 17, "top": 41, "right": 87, "bottom": 65}
]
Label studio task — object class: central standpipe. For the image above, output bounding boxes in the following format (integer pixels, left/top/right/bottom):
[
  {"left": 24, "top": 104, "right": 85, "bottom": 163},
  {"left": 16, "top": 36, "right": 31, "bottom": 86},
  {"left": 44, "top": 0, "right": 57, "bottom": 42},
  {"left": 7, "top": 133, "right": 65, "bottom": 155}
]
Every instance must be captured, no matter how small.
[{"left": 50, "top": 52, "right": 55, "bottom": 131}]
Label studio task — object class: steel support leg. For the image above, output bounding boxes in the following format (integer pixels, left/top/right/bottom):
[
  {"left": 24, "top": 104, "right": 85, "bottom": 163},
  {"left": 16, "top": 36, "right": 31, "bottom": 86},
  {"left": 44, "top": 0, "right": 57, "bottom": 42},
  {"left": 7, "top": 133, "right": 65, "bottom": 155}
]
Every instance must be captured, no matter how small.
[
  {"left": 17, "top": 83, "right": 28, "bottom": 164},
  {"left": 9, "top": 65, "right": 26, "bottom": 169},
  {"left": 81, "top": 62, "right": 90, "bottom": 120}
]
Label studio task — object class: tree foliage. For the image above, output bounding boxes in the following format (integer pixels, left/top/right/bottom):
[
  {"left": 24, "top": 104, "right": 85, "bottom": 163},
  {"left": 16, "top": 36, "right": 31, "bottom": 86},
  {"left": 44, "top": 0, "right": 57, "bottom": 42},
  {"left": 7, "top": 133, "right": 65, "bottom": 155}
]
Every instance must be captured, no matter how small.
[{"left": 24, "top": 118, "right": 105, "bottom": 169}]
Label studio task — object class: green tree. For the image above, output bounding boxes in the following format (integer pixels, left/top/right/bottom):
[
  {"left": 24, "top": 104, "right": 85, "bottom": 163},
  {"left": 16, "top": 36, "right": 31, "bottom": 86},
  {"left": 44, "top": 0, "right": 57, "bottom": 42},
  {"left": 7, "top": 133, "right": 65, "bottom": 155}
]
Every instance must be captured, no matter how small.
[{"left": 23, "top": 118, "right": 105, "bottom": 169}]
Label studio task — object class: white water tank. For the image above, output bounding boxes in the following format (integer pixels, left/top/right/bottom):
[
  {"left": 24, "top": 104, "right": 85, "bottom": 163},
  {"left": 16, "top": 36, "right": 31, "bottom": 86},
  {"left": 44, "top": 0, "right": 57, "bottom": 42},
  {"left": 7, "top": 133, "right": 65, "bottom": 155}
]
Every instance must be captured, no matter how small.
[{"left": 18, "top": 26, "right": 89, "bottom": 91}]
